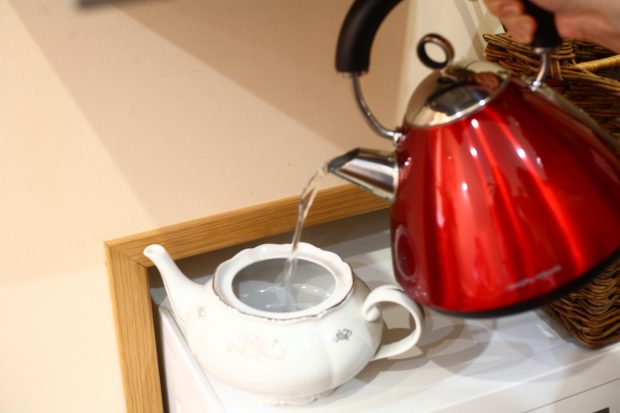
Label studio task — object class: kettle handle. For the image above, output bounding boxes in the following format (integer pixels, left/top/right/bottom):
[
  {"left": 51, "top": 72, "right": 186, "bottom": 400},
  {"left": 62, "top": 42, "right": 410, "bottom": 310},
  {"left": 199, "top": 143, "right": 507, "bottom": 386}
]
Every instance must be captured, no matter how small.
[
  {"left": 335, "top": 0, "right": 404, "bottom": 142},
  {"left": 335, "top": 0, "right": 402, "bottom": 74},
  {"left": 522, "top": 1, "right": 563, "bottom": 88},
  {"left": 522, "top": 0, "right": 562, "bottom": 50},
  {"left": 335, "top": 0, "right": 563, "bottom": 74}
]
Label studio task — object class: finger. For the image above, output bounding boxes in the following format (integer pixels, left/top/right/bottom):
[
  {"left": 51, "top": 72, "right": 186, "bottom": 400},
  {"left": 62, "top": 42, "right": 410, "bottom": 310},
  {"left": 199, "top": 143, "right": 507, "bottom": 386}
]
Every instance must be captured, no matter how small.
[
  {"left": 485, "top": 0, "right": 524, "bottom": 17},
  {"left": 503, "top": 14, "right": 537, "bottom": 43}
]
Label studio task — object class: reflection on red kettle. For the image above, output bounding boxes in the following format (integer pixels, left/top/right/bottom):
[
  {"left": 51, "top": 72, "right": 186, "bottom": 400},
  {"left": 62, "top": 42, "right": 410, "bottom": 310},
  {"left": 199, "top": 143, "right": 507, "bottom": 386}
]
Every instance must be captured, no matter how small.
[{"left": 328, "top": 0, "right": 620, "bottom": 316}]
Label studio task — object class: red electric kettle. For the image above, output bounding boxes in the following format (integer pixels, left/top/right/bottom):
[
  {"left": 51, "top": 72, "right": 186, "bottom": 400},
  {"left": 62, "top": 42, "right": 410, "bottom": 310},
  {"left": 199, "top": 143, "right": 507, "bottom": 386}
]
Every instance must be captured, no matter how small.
[{"left": 328, "top": 0, "right": 620, "bottom": 316}]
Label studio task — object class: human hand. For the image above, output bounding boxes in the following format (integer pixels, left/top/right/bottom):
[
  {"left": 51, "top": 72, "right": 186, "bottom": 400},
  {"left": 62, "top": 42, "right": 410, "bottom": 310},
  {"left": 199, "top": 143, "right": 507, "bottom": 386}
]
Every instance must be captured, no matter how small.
[
  {"left": 484, "top": 0, "right": 536, "bottom": 44},
  {"left": 484, "top": 0, "right": 620, "bottom": 53}
]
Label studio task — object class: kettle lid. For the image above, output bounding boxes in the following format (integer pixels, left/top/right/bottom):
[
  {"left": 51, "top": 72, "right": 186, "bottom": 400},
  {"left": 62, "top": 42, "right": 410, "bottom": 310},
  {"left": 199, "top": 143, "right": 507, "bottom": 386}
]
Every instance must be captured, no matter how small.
[{"left": 405, "top": 34, "right": 510, "bottom": 128}]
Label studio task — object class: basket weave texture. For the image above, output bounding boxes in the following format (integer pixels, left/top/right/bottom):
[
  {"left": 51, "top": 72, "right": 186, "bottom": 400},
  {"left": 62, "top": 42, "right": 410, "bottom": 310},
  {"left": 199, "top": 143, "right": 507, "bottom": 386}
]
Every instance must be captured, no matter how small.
[{"left": 484, "top": 33, "right": 620, "bottom": 349}]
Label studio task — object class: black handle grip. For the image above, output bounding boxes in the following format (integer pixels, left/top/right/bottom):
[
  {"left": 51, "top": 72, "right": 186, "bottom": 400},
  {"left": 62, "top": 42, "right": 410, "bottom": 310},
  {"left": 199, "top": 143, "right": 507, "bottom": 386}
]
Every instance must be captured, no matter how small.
[
  {"left": 522, "top": 0, "right": 562, "bottom": 49},
  {"left": 335, "top": 0, "right": 402, "bottom": 73}
]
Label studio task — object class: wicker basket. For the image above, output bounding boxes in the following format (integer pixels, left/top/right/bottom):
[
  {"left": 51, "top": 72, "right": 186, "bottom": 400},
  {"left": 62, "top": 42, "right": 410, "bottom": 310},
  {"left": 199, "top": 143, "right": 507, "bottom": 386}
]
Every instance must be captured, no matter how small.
[
  {"left": 544, "top": 262, "right": 620, "bottom": 349},
  {"left": 484, "top": 33, "right": 620, "bottom": 349}
]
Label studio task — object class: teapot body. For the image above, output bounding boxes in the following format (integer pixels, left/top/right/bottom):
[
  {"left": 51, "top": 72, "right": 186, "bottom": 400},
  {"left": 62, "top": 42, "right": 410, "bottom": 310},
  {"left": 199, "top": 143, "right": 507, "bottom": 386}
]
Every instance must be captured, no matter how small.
[
  {"left": 184, "top": 275, "right": 382, "bottom": 404},
  {"left": 146, "top": 242, "right": 424, "bottom": 405},
  {"left": 391, "top": 77, "right": 620, "bottom": 316}
]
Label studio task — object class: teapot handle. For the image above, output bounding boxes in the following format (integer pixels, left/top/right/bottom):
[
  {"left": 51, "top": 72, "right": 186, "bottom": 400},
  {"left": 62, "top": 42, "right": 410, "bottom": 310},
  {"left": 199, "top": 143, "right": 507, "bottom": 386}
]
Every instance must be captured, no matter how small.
[{"left": 361, "top": 285, "right": 424, "bottom": 361}]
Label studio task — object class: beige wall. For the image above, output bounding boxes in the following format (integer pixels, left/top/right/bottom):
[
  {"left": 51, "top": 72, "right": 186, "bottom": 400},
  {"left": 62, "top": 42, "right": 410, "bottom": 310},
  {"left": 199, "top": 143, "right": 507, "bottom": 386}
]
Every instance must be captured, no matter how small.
[{"left": 0, "top": 1, "right": 499, "bottom": 411}]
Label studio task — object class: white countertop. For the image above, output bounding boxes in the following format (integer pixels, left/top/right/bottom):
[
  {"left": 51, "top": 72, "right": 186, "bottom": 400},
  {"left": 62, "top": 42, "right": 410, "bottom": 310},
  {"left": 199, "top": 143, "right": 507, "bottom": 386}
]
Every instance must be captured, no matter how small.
[{"left": 153, "top": 212, "right": 620, "bottom": 412}]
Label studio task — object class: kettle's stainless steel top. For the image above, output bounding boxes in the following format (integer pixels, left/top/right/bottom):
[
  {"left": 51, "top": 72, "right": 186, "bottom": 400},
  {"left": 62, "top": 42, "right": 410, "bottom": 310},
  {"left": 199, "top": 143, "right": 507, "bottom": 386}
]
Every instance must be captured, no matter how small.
[
  {"left": 345, "top": 32, "right": 517, "bottom": 139},
  {"left": 404, "top": 34, "right": 510, "bottom": 128}
]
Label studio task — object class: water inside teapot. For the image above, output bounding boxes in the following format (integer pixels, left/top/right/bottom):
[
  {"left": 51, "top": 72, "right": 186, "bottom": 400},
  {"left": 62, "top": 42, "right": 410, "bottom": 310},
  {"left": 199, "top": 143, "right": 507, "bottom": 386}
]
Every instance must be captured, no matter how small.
[{"left": 232, "top": 258, "right": 335, "bottom": 312}]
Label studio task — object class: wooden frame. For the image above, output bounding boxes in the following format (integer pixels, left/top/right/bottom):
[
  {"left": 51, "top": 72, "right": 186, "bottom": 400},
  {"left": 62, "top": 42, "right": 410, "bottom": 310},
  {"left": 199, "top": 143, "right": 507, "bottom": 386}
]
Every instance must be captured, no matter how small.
[{"left": 105, "top": 184, "right": 388, "bottom": 413}]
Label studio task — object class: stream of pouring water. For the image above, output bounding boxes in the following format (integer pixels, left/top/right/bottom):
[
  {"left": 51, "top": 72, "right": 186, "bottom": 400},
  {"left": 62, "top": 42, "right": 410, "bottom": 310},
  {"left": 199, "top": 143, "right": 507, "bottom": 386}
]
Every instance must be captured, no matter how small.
[{"left": 280, "top": 165, "right": 328, "bottom": 311}]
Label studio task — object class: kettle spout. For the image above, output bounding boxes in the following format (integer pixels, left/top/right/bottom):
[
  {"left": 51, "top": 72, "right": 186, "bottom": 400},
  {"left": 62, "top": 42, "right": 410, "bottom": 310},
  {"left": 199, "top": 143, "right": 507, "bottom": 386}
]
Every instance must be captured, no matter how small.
[
  {"left": 144, "top": 244, "right": 203, "bottom": 330},
  {"left": 327, "top": 148, "right": 398, "bottom": 202}
]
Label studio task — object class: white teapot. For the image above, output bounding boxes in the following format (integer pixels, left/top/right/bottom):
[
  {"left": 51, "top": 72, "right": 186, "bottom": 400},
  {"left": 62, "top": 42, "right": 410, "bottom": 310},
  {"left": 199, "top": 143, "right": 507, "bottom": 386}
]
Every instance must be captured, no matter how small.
[{"left": 145, "top": 242, "right": 424, "bottom": 405}]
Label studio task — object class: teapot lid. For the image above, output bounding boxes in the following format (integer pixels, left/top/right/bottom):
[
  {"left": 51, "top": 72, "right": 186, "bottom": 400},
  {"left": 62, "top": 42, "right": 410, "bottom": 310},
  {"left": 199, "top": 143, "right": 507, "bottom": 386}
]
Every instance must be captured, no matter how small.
[{"left": 404, "top": 34, "right": 510, "bottom": 128}]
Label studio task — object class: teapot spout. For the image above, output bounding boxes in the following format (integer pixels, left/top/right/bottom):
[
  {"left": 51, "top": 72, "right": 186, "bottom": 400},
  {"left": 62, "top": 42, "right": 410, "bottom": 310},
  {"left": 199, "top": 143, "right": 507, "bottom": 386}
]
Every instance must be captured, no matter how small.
[
  {"left": 144, "top": 244, "right": 203, "bottom": 330},
  {"left": 327, "top": 148, "right": 397, "bottom": 202}
]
